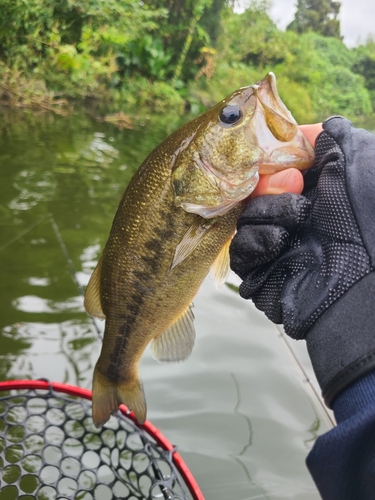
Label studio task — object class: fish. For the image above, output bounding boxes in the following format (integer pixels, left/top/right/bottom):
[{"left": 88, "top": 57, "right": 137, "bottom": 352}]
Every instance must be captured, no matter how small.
[{"left": 84, "top": 72, "right": 315, "bottom": 427}]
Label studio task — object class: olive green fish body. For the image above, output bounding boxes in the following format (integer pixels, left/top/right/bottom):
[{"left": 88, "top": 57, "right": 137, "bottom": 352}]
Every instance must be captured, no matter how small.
[
  {"left": 84, "top": 73, "right": 315, "bottom": 427},
  {"left": 87, "top": 125, "right": 243, "bottom": 426}
]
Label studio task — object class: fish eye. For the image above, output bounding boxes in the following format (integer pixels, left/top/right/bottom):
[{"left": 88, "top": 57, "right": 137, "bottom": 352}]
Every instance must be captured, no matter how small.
[{"left": 219, "top": 104, "right": 242, "bottom": 126}]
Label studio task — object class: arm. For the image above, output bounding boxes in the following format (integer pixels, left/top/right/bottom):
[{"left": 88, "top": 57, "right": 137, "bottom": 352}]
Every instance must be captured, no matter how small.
[{"left": 231, "top": 117, "right": 375, "bottom": 499}]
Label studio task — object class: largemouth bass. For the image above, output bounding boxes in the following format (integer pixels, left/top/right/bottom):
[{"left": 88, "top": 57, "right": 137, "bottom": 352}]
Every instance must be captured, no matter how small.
[{"left": 84, "top": 73, "right": 314, "bottom": 427}]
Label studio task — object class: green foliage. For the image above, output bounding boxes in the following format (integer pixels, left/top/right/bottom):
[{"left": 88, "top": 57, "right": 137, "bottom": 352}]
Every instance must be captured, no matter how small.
[
  {"left": 117, "top": 35, "right": 173, "bottom": 80},
  {"left": 310, "top": 66, "right": 372, "bottom": 118},
  {"left": 219, "top": 3, "right": 288, "bottom": 66},
  {"left": 0, "top": 0, "right": 226, "bottom": 108},
  {"left": 194, "top": 5, "right": 372, "bottom": 122},
  {"left": 114, "top": 78, "right": 185, "bottom": 113},
  {"left": 276, "top": 77, "right": 315, "bottom": 124},
  {"left": 269, "top": 32, "right": 371, "bottom": 119},
  {"left": 277, "top": 33, "right": 372, "bottom": 118},
  {"left": 287, "top": 0, "right": 341, "bottom": 38},
  {"left": 0, "top": 0, "right": 168, "bottom": 98},
  {"left": 0, "top": 0, "right": 373, "bottom": 122},
  {"left": 142, "top": 0, "right": 225, "bottom": 83},
  {"left": 352, "top": 39, "right": 375, "bottom": 110}
]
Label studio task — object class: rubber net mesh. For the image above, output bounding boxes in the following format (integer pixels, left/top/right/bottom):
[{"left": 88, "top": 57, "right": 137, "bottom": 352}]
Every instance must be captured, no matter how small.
[{"left": 0, "top": 387, "right": 193, "bottom": 500}]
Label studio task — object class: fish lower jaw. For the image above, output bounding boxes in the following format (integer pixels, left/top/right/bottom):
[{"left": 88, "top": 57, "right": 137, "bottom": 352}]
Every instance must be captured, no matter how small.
[
  {"left": 258, "top": 143, "right": 315, "bottom": 174},
  {"left": 258, "top": 157, "right": 315, "bottom": 174}
]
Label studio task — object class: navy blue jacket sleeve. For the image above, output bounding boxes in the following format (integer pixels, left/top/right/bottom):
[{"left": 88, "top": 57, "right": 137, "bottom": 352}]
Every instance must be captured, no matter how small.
[{"left": 307, "top": 370, "right": 375, "bottom": 499}]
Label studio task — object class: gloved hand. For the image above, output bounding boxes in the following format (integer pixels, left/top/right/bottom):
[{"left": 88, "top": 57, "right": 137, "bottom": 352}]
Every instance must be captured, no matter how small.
[{"left": 230, "top": 116, "right": 375, "bottom": 408}]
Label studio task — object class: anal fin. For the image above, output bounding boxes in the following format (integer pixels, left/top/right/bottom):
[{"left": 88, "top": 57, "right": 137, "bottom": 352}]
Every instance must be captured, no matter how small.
[{"left": 151, "top": 304, "right": 195, "bottom": 362}]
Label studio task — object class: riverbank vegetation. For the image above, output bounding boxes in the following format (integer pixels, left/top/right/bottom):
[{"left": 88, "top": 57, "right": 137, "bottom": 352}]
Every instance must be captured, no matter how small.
[{"left": 0, "top": 0, "right": 374, "bottom": 123}]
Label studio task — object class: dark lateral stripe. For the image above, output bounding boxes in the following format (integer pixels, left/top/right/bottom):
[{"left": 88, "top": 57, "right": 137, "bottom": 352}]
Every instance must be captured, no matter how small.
[{"left": 105, "top": 309, "right": 139, "bottom": 382}]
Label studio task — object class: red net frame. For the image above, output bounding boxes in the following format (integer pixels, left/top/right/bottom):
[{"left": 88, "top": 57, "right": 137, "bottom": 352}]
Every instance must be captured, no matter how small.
[{"left": 0, "top": 379, "right": 204, "bottom": 500}]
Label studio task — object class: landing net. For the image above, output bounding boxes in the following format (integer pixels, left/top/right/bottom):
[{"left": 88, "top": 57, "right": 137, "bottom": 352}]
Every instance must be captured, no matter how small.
[{"left": 0, "top": 380, "right": 204, "bottom": 500}]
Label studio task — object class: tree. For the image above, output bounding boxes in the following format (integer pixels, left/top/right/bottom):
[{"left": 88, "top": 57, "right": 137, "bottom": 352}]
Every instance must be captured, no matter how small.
[
  {"left": 352, "top": 39, "right": 375, "bottom": 111},
  {"left": 287, "top": 0, "right": 341, "bottom": 38},
  {"left": 143, "top": 0, "right": 227, "bottom": 82},
  {"left": 0, "top": 0, "right": 168, "bottom": 93}
]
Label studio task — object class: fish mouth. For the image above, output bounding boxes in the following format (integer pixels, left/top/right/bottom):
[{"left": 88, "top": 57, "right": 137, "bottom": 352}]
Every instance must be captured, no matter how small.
[
  {"left": 251, "top": 73, "right": 315, "bottom": 172},
  {"left": 253, "top": 72, "right": 298, "bottom": 143}
]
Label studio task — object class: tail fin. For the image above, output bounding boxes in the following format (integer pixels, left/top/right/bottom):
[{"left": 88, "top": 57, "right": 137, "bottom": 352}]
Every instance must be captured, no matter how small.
[{"left": 92, "top": 367, "right": 147, "bottom": 427}]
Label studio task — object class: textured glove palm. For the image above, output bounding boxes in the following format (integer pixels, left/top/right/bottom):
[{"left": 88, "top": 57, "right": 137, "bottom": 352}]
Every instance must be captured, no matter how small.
[{"left": 230, "top": 116, "right": 375, "bottom": 407}]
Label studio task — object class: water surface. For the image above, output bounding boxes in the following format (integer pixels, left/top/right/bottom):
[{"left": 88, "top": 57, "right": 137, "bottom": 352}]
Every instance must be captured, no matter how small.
[{"left": 0, "top": 106, "right": 337, "bottom": 499}]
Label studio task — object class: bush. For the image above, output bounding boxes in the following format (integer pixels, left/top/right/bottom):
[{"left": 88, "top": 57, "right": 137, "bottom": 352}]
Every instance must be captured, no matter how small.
[{"left": 115, "top": 78, "right": 185, "bottom": 113}]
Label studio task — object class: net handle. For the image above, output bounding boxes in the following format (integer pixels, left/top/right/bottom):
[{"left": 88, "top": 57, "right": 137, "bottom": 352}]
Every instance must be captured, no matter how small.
[{"left": 0, "top": 380, "right": 204, "bottom": 500}]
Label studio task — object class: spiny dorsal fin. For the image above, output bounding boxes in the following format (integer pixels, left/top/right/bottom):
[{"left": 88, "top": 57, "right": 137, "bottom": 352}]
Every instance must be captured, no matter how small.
[
  {"left": 170, "top": 217, "right": 216, "bottom": 271},
  {"left": 151, "top": 304, "right": 195, "bottom": 362},
  {"left": 210, "top": 235, "right": 233, "bottom": 288},
  {"left": 84, "top": 257, "right": 105, "bottom": 320}
]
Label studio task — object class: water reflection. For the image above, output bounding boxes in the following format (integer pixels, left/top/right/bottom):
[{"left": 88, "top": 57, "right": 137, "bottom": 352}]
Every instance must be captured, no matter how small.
[
  {"left": 1, "top": 320, "right": 99, "bottom": 387},
  {"left": 79, "top": 244, "right": 101, "bottom": 280},
  {"left": 0, "top": 106, "right": 183, "bottom": 398},
  {"left": 13, "top": 295, "right": 84, "bottom": 314},
  {"left": 10, "top": 170, "right": 56, "bottom": 212},
  {"left": 27, "top": 277, "right": 51, "bottom": 286},
  {"left": 229, "top": 373, "right": 270, "bottom": 500}
]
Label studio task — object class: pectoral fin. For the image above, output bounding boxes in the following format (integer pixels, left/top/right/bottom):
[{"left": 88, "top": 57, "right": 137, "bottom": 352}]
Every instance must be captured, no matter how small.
[
  {"left": 151, "top": 304, "right": 195, "bottom": 362},
  {"left": 210, "top": 236, "right": 233, "bottom": 288},
  {"left": 170, "top": 217, "right": 216, "bottom": 271},
  {"left": 84, "top": 257, "right": 105, "bottom": 320}
]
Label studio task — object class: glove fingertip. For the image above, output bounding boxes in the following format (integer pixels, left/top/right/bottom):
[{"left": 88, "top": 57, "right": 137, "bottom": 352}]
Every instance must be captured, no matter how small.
[
  {"left": 239, "top": 277, "right": 283, "bottom": 324},
  {"left": 230, "top": 225, "right": 290, "bottom": 278},
  {"left": 237, "top": 193, "right": 311, "bottom": 232}
]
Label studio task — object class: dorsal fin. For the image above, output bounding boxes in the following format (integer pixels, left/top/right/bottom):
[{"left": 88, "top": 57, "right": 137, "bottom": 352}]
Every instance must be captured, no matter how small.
[
  {"left": 210, "top": 235, "right": 233, "bottom": 288},
  {"left": 84, "top": 257, "right": 105, "bottom": 319},
  {"left": 151, "top": 304, "right": 195, "bottom": 362}
]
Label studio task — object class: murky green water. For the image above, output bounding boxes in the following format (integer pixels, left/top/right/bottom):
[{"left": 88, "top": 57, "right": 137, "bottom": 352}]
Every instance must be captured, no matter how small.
[{"left": 0, "top": 106, "right": 346, "bottom": 499}]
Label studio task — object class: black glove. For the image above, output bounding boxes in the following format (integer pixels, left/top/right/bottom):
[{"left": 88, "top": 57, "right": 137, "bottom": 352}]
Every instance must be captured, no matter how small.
[{"left": 230, "top": 116, "right": 375, "bottom": 408}]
